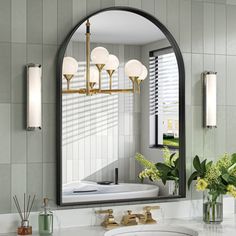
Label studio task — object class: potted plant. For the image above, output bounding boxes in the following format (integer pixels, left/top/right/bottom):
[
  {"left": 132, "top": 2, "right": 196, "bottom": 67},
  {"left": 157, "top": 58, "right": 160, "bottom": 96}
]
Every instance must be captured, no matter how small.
[
  {"left": 188, "top": 153, "right": 236, "bottom": 224},
  {"left": 135, "top": 147, "right": 179, "bottom": 195}
]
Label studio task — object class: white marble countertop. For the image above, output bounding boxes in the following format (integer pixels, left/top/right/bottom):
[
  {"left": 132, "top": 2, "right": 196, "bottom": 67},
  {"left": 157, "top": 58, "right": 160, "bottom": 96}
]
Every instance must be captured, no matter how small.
[{"left": 1, "top": 215, "right": 236, "bottom": 236}]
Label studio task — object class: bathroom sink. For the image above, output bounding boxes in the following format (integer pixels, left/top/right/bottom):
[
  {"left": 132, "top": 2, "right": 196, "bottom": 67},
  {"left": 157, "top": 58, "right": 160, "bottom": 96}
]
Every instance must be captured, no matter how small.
[{"left": 104, "top": 225, "right": 198, "bottom": 236}]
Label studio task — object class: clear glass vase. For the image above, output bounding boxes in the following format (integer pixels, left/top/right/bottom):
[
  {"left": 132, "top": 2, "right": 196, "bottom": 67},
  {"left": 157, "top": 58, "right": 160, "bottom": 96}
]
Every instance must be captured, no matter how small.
[{"left": 203, "top": 190, "right": 223, "bottom": 224}]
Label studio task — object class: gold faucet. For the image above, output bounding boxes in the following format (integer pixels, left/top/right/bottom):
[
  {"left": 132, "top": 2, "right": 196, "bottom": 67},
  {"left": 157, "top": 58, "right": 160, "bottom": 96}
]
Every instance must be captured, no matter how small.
[
  {"left": 95, "top": 209, "right": 119, "bottom": 229},
  {"left": 142, "top": 205, "right": 160, "bottom": 224},
  {"left": 121, "top": 210, "right": 145, "bottom": 226}
]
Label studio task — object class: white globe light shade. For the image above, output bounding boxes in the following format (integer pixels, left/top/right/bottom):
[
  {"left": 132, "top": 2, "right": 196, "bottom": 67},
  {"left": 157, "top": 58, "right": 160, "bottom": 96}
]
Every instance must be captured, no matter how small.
[
  {"left": 62, "top": 57, "right": 78, "bottom": 75},
  {"left": 104, "top": 54, "right": 119, "bottom": 70},
  {"left": 139, "top": 65, "right": 148, "bottom": 80},
  {"left": 91, "top": 47, "right": 109, "bottom": 65},
  {"left": 125, "top": 59, "right": 143, "bottom": 77},
  {"left": 89, "top": 67, "right": 99, "bottom": 84}
]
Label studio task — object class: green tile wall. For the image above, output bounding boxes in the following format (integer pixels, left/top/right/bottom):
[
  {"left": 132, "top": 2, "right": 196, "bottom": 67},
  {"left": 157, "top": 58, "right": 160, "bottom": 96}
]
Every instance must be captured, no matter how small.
[{"left": 0, "top": 0, "right": 235, "bottom": 213}]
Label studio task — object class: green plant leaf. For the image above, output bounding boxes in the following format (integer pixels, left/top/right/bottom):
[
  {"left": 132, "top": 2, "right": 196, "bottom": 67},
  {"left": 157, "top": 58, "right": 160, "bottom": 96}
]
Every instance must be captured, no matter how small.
[
  {"left": 227, "top": 175, "right": 236, "bottom": 185},
  {"left": 169, "top": 153, "right": 176, "bottom": 166},
  {"left": 155, "top": 163, "right": 172, "bottom": 173},
  {"left": 187, "top": 171, "right": 199, "bottom": 189},
  {"left": 206, "top": 161, "right": 213, "bottom": 170},
  {"left": 231, "top": 153, "right": 236, "bottom": 164},
  {"left": 201, "top": 159, "right": 207, "bottom": 173},
  {"left": 193, "top": 155, "right": 202, "bottom": 172},
  {"left": 222, "top": 173, "right": 229, "bottom": 182}
]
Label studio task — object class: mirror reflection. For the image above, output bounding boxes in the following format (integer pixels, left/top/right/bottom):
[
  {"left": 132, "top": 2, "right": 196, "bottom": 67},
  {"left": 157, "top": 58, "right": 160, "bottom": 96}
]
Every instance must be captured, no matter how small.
[{"left": 60, "top": 10, "right": 181, "bottom": 204}]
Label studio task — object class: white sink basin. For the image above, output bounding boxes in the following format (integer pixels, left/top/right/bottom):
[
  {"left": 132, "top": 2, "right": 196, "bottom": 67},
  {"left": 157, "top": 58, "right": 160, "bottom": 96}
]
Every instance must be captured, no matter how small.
[{"left": 104, "top": 225, "right": 198, "bottom": 236}]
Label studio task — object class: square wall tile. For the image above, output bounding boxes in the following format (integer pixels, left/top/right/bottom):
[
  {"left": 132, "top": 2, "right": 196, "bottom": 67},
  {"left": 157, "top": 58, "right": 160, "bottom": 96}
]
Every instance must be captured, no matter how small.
[{"left": 0, "top": 104, "right": 10, "bottom": 164}]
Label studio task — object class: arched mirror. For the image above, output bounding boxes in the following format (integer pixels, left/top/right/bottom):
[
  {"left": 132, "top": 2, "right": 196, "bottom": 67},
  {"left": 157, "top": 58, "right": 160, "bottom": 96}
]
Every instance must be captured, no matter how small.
[{"left": 57, "top": 7, "right": 185, "bottom": 206}]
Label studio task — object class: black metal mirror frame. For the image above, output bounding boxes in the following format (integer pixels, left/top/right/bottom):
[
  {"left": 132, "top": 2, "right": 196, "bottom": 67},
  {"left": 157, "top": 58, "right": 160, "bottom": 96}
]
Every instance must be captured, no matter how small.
[{"left": 56, "top": 6, "right": 186, "bottom": 207}]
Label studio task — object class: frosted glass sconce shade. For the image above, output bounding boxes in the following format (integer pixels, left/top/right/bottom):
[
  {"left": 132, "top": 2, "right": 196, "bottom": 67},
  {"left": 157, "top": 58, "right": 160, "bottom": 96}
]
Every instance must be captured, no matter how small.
[
  {"left": 104, "top": 54, "right": 119, "bottom": 70},
  {"left": 91, "top": 47, "right": 109, "bottom": 65},
  {"left": 62, "top": 57, "right": 78, "bottom": 76},
  {"left": 125, "top": 59, "right": 143, "bottom": 77},
  {"left": 138, "top": 65, "right": 148, "bottom": 81},
  {"left": 203, "top": 72, "right": 217, "bottom": 128},
  {"left": 27, "top": 64, "right": 42, "bottom": 130}
]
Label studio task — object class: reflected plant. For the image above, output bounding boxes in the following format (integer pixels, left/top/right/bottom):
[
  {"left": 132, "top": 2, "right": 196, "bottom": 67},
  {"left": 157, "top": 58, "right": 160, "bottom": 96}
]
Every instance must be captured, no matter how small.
[{"left": 135, "top": 147, "right": 179, "bottom": 185}]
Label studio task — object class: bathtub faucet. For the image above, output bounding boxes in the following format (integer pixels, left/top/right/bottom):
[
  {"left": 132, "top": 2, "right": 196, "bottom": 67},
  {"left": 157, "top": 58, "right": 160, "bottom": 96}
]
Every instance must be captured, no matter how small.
[{"left": 115, "top": 168, "right": 118, "bottom": 185}]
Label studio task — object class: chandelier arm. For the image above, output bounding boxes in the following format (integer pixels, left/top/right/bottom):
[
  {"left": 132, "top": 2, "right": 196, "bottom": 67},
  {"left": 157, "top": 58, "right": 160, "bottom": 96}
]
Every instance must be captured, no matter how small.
[{"left": 62, "top": 88, "right": 134, "bottom": 94}]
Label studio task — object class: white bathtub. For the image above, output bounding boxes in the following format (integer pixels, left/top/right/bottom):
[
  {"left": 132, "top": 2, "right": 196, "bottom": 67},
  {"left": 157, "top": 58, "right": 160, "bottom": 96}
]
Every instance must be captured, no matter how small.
[{"left": 62, "top": 181, "right": 159, "bottom": 203}]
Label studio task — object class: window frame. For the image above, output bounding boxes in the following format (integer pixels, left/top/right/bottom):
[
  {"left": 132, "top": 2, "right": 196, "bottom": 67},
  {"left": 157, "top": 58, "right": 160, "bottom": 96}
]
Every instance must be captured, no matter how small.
[{"left": 149, "top": 47, "right": 180, "bottom": 150}]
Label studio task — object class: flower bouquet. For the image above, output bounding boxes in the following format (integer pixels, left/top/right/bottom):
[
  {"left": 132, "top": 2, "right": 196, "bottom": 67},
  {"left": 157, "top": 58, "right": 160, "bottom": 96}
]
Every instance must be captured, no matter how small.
[{"left": 188, "top": 153, "right": 236, "bottom": 224}]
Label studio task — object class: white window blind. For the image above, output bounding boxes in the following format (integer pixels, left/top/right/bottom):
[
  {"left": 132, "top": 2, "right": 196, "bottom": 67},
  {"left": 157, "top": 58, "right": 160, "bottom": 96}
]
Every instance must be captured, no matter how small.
[{"left": 149, "top": 49, "right": 179, "bottom": 117}]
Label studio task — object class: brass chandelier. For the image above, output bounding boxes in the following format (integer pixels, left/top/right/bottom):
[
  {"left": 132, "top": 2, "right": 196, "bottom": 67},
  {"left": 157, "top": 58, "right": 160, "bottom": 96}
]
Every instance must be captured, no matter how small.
[{"left": 62, "top": 20, "right": 147, "bottom": 95}]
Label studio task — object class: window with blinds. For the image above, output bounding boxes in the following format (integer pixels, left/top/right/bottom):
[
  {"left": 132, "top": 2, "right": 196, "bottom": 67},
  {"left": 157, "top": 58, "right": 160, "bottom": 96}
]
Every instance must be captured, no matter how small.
[{"left": 149, "top": 47, "right": 179, "bottom": 148}]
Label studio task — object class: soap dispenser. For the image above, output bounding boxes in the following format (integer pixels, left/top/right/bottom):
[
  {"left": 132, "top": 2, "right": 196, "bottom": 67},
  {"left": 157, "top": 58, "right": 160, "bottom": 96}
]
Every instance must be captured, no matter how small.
[{"left": 38, "top": 198, "right": 53, "bottom": 235}]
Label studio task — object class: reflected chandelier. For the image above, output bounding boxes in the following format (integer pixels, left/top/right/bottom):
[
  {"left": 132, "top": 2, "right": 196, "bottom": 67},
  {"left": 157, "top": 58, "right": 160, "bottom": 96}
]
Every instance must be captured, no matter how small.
[{"left": 62, "top": 20, "right": 147, "bottom": 95}]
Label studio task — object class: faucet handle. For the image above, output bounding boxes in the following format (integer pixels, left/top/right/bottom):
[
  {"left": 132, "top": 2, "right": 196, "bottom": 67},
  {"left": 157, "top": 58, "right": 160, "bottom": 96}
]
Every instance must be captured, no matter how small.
[
  {"left": 143, "top": 205, "right": 160, "bottom": 212},
  {"left": 95, "top": 209, "right": 119, "bottom": 229},
  {"left": 143, "top": 205, "right": 160, "bottom": 224},
  {"left": 95, "top": 208, "right": 113, "bottom": 215}
]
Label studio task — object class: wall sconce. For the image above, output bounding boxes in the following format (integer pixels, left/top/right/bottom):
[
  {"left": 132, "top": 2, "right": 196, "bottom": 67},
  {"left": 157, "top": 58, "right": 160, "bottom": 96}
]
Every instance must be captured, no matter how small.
[
  {"left": 26, "top": 63, "right": 42, "bottom": 131},
  {"left": 203, "top": 71, "right": 217, "bottom": 128}
]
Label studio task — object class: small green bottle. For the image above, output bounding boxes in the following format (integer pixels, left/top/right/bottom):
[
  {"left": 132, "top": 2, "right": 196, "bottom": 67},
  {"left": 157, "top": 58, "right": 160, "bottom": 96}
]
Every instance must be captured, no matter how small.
[{"left": 38, "top": 198, "right": 53, "bottom": 235}]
